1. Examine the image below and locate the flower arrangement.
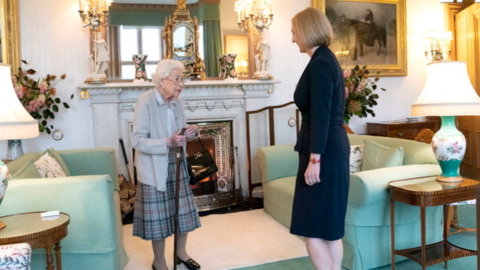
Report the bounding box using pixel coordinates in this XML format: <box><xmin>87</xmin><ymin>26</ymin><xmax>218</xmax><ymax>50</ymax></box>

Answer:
<box><xmin>12</xmin><ymin>67</ymin><xmax>73</xmax><ymax>134</ymax></box>
<box><xmin>343</xmin><ymin>65</ymin><xmax>385</xmax><ymax>124</ymax></box>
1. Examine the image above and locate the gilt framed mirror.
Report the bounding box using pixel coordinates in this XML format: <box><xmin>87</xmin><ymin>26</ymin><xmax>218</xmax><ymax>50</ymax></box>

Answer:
<box><xmin>0</xmin><ymin>0</ymin><xmax>21</xmax><ymax>73</ymax></box>
<box><xmin>108</xmin><ymin>0</ymin><xmax>246</xmax><ymax>81</ymax></box>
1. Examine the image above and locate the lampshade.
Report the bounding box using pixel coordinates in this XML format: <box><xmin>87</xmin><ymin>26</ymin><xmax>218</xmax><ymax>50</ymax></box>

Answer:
<box><xmin>0</xmin><ymin>63</ymin><xmax>39</xmax><ymax>140</ymax></box>
<box><xmin>411</xmin><ymin>61</ymin><xmax>480</xmax><ymax>116</ymax></box>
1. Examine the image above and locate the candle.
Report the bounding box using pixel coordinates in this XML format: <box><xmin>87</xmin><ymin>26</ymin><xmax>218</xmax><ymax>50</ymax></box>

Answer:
<box><xmin>268</xmin><ymin>0</ymin><xmax>272</xmax><ymax>14</ymax></box>
<box><xmin>79</xmin><ymin>0</ymin><xmax>85</xmax><ymax>10</ymax></box>
<box><xmin>237</xmin><ymin>10</ymin><xmax>241</xmax><ymax>23</ymax></box>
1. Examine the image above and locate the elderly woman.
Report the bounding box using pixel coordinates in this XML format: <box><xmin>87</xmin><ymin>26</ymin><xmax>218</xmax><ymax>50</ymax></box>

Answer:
<box><xmin>131</xmin><ymin>59</ymin><xmax>201</xmax><ymax>270</ymax></box>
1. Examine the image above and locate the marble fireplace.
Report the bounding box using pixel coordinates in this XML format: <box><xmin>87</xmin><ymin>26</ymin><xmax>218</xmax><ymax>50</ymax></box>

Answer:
<box><xmin>77</xmin><ymin>79</ymin><xmax>279</xmax><ymax>210</ymax></box>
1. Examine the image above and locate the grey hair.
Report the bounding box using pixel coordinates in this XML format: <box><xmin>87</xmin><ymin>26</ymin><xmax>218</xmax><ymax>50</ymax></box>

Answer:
<box><xmin>151</xmin><ymin>59</ymin><xmax>184</xmax><ymax>86</ymax></box>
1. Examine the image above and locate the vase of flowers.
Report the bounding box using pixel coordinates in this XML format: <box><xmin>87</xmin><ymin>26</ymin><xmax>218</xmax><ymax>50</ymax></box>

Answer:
<box><xmin>132</xmin><ymin>54</ymin><xmax>148</xmax><ymax>83</ymax></box>
<box><xmin>12</xmin><ymin>67</ymin><xmax>73</xmax><ymax>134</ymax></box>
<box><xmin>343</xmin><ymin>65</ymin><xmax>385</xmax><ymax>124</ymax></box>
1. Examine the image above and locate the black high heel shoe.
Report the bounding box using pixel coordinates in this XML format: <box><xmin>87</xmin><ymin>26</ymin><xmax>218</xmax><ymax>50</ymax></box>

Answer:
<box><xmin>175</xmin><ymin>257</ymin><xmax>201</xmax><ymax>270</ymax></box>
<box><xmin>152</xmin><ymin>264</ymin><xmax>156</xmax><ymax>270</ymax></box>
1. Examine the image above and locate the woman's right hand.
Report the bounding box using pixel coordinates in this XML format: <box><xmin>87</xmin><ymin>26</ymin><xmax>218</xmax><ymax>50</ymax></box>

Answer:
<box><xmin>167</xmin><ymin>131</ymin><xmax>186</xmax><ymax>147</ymax></box>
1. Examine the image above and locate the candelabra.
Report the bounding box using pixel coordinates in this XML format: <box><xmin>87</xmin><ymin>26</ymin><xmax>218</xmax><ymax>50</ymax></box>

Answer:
<box><xmin>78</xmin><ymin>0</ymin><xmax>110</xmax><ymax>32</ymax></box>
<box><xmin>422</xmin><ymin>31</ymin><xmax>452</xmax><ymax>62</ymax></box>
<box><xmin>235</xmin><ymin>0</ymin><xmax>273</xmax><ymax>33</ymax></box>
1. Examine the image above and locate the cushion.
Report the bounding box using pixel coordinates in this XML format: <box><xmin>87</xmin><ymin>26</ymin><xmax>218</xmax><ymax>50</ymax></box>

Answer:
<box><xmin>349</xmin><ymin>144</ymin><xmax>364</xmax><ymax>174</ymax></box>
<box><xmin>34</xmin><ymin>153</ymin><xmax>67</xmax><ymax>178</ymax></box>
<box><xmin>362</xmin><ymin>139</ymin><xmax>404</xmax><ymax>170</ymax></box>
<box><xmin>10</xmin><ymin>160</ymin><xmax>41</xmax><ymax>179</ymax></box>
<box><xmin>46</xmin><ymin>148</ymin><xmax>71</xmax><ymax>176</ymax></box>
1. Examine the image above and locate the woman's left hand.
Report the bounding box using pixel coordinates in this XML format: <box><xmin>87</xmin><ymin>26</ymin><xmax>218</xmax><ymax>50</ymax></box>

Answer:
<box><xmin>183</xmin><ymin>125</ymin><xmax>198</xmax><ymax>138</ymax></box>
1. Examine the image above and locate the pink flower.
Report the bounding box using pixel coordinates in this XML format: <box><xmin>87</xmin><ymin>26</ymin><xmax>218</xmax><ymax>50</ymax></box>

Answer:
<box><xmin>39</xmin><ymin>81</ymin><xmax>48</xmax><ymax>94</ymax></box>
<box><xmin>343</xmin><ymin>69</ymin><xmax>351</xmax><ymax>78</ymax></box>
<box><xmin>230</xmin><ymin>69</ymin><xmax>237</xmax><ymax>77</ymax></box>
<box><xmin>11</xmin><ymin>76</ymin><xmax>17</xmax><ymax>84</ymax></box>
<box><xmin>226</xmin><ymin>56</ymin><xmax>233</xmax><ymax>63</ymax></box>
<box><xmin>14</xmin><ymin>85</ymin><xmax>24</xmax><ymax>98</ymax></box>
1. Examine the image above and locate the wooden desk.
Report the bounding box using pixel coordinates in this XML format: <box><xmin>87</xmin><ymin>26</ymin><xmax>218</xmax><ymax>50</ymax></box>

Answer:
<box><xmin>0</xmin><ymin>212</ymin><xmax>70</xmax><ymax>270</ymax></box>
<box><xmin>367</xmin><ymin>120</ymin><xmax>439</xmax><ymax>140</ymax></box>
<box><xmin>389</xmin><ymin>177</ymin><xmax>480</xmax><ymax>269</ymax></box>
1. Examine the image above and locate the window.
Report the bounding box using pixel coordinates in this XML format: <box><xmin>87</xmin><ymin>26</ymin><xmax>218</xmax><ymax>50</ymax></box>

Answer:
<box><xmin>117</xmin><ymin>26</ymin><xmax>163</xmax><ymax>80</ymax></box>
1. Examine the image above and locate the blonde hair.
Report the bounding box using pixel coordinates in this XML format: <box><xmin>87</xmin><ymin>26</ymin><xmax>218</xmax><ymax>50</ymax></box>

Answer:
<box><xmin>151</xmin><ymin>59</ymin><xmax>184</xmax><ymax>86</ymax></box>
<box><xmin>291</xmin><ymin>7</ymin><xmax>333</xmax><ymax>48</ymax></box>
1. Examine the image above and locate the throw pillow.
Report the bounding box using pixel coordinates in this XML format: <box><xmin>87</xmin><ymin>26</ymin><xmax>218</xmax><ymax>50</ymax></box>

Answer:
<box><xmin>349</xmin><ymin>144</ymin><xmax>364</xmax><ymax>174</ymax></box>
<box><xmin>10</xmin><ymin>160</ymin><xmax>41</xmax><ymax>179</ymax></box>
<box><xmin>34</xmin><ymin>153</ymin><xmax>67</xmax><ymax>178</ymax></box>
<box><xmin>362</xmin><ymin>139</ymin><xmax>404</xmax><ymax>171</ymax></box>
<box><xmin>47</xmin><ymin>148</ymin><xmax>71</xmax><ymax>176</ymax></box>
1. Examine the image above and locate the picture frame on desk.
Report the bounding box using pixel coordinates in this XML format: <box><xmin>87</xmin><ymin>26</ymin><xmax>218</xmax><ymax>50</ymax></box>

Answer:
<box><xmin>311</xmin><ymin>0</ymin><xmax>407</xmax><ymax>77</ymax></box>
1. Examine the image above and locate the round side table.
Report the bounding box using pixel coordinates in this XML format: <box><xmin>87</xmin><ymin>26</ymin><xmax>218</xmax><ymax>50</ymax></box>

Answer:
<box><xmin>0</xmin><ymin>211</ymin><xmax>70</xmax><ymax>270</ymax></box>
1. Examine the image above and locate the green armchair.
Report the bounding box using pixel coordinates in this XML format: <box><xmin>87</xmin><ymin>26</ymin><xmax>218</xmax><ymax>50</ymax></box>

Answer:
<box><xmin>3</xmin><ymin>148</ymin><xmax>129</xmax><ymax>270</ymax></box>
<box><xmin>257</xmin><ymin>134</ymin><xmax>444</xmax><ymax>270</ymax></box>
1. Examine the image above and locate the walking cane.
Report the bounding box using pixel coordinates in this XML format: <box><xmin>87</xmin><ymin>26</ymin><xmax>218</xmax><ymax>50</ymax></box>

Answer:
<box><xmin>174</xmin><ymin>128</ymin><xmax>186</xmax><ymax>270</ymax></box>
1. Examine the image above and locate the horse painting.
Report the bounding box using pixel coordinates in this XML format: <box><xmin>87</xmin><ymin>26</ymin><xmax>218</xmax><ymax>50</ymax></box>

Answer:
<box><xmin>349</xmin><ymin>19</ymin><xmax>387</xmax><ymax>60</ymax></box>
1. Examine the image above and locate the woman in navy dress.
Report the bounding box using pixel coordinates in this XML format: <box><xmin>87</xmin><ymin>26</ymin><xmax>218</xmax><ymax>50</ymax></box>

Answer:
<box><xmin>290</xmin><ymin>7</ymin><xmax>350</xmax><ymax>270</ymax></box>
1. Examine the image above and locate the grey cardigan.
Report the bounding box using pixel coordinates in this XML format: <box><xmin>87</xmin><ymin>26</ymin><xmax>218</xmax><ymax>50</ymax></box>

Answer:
<box><xmin>131</xmin><ymin>89</ymin><xmax>187</xmax><ymax>191</ymax></box>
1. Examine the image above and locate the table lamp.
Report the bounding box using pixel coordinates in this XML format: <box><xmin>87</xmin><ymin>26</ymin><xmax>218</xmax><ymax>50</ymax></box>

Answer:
<box><xmin>0</xmin><ymin>63</ymin><xmax>39</xmax><ymax>230</ymax></box>
<box><xmin>411</xmin><ymin>61</ymin><xmax>480</xmax><ymax>183</ymax></box>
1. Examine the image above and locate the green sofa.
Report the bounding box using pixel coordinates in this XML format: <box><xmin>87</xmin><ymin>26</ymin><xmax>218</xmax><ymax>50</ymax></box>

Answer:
<box><xmin>3</xmin><ymin>148</ymin><xmax>129</xmax><ymax>270</ymax></box>
<box><xmin>257</xmin><ymin>134</ymin><xmax>444</xmax><ymax>270</ymax></box>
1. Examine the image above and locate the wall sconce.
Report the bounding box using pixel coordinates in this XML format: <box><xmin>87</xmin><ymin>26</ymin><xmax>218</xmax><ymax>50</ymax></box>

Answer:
<box><xmin>422</xmin><ymin>31</ymin><xmax>453</xmax><ymax>62</ymax></box>
<box><xmin>235</xmin><ymin>0</ymin><xmax>273</xmax><ymax>33</ymax></box>
<box><xmin>78</xmin><ymin>0</ymin><xmax>110</xmax><ymax>31</ymax></box>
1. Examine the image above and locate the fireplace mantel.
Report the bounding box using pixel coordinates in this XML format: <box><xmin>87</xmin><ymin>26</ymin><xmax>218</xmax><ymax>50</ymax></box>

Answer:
<box><xmin>77</xmin><ymin>79</ymin><xmax>280</xmax><ymax>197</ymax></box>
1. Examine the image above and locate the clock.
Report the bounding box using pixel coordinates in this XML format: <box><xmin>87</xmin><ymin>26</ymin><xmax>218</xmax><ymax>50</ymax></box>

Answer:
<box><xmin>52</xmin><ymin>130</ymin><xmax>64</xmax><ymax>141</ymax></box>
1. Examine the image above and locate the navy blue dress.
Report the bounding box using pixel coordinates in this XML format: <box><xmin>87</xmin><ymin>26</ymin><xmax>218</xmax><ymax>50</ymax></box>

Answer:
<box><xmin>290</xmin><ymin>46</ymin><xmax>350</xmax><ymax>240</ymax></box>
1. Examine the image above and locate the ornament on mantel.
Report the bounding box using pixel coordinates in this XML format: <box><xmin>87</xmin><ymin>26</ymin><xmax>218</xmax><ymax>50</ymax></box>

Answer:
<box><xmin>133</xmin><ymin>54</ymin><xmax>149</xmax><ymax>83</ymax></box>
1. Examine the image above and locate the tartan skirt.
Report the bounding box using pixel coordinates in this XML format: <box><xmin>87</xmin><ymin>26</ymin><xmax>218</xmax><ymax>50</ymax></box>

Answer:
<box><xmin>133</xmin><ymin>147</ymin><xmax>201</xmax><ymax>241</ymax></box>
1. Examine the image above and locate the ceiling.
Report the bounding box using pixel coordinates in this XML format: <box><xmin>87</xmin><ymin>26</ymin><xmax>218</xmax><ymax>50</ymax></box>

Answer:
<box><xmin>113</xmin><ymin>0</ymin><xmax>199</xmax><ymax>4</ymax></box>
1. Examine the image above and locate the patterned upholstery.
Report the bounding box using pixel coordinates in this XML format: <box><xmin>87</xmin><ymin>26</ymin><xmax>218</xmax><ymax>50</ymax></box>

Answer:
<box><xmin>0</xmin><ymin>243</ymin><xmax>31</xmax><ymax>270</ymax></box>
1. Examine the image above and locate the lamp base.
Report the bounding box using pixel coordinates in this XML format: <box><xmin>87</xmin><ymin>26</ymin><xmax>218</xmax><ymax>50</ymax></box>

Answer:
<box><xmin>436</xmin><ymin>175</ymin><xmax>464</xmax><ymax>183</ymax></box>
<box><xmin>7</xmin><ymin>139</ymin><xmax>24</xmax><ymax>160</ymax></box>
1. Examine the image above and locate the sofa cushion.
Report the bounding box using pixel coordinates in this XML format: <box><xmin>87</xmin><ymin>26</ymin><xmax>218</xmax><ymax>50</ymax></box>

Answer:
<box><xmin>46</xmin><ymin>148</ymin><xmax>71</xmax><ymax>176</ymax></box>
<box><xmin>349</xmin><ymin>144</ymin><xmax>364</xmax><ymax>174</ymax></box>
<box><xmin>10</xmin><ymin>160</ymin><xmax>41</xmax><ymax>179</ymax></box>
<box><xmin>362</xmin><ymin>139</ymin><xmax>404</xmax><ymax>170</ymax></box>
<box><xmin>34</xmin><ymin>152</ymin><xmax>67</xmax><ymax>178</ymax></box>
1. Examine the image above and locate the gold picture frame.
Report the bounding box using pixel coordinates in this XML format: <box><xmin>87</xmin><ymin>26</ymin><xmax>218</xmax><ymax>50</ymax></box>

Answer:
<box><xmin>312</xmin><ymin>0</ymin><xmax>406</xmax><ymax>77</ymax></box>
<box><xmin>0</xmin><ymin>0</ymin><xmax>21</xmax><ymax>73</ymax></box>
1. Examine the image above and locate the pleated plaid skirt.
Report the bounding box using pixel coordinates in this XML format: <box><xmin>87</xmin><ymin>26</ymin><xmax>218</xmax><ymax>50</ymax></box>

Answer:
<box><xmin>133</xmin><ymin>147</ymin><xmax>201</xmax><ymax>241</ymax></box>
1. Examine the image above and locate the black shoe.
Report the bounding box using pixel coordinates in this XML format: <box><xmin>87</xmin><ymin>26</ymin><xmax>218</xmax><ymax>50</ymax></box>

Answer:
<box><xmin>152</xmin><ymin>264</ymin><xmax>156</xmax><ymax>270</ymax></box>
<box><xmin>175</xmin><ymin>257</ymin><xmax>201</xmax><ymax>270</ymax></box>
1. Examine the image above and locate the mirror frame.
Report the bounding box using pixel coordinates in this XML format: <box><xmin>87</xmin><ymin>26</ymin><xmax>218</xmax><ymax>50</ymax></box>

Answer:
<box><xmin>1</xmin><ymin>0</ymin><xmax>20</xmax><ymax>73</ymax></box>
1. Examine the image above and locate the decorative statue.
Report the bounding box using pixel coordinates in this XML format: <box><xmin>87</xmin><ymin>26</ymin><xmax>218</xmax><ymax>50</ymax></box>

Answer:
<box><xmin>258</xmin><ymin>39</ymin><xmax>271</xmax><ymax>72</ymax></box>
<box><xmin>94</xmin><ymin>32</ymin><xmax>110</xmax><ymax>75</ymax></box>
<box><xmin>175</xmin><ymin>0</ymin><xmax>187</xmax><ymax>11</ymax></box>
<box><xmin>253</xmin><ymin>37</ymin><xmax>274</xmax><ymax>80</ymax></box>
<box><xmin>85</xmin><ymin>31</ymin><xmax>110</xmax><ymax>83</ymax></box>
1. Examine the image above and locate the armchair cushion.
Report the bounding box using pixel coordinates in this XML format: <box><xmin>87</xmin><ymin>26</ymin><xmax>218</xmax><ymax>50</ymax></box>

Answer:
<box><xmin>46</xmin><ymin>148</ymin><xmax>71</xmax><ymax>176</ymax></box>
<box><xmin>10</xmin><ymin>160</ymin><xmax>40</xmax><ymax>180</ymax></box>
<box><xmin>0</xmin><ymin>243</ymin><xmax>31</xmax><ymax>270</ymax></box>
<box><xmin>362</xmin><ymin>139</ymin><xmax>404</xmax><ymax>170</ymax></box>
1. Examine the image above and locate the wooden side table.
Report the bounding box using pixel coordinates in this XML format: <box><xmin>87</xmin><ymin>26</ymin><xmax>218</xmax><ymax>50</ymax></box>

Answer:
<box><xmin>0</xmin><ymin>212</ymin><xmax>70</xmax><ymax>270</ymax></box>
<box><xmin>389</xmin><ymin>177</ymin><xmax>480</xmax><ymax>269</ymax></box>
<box><xmin>367</xmin><ymin>120</ymin><xmax>440</xmax><ymax>140</ymax></box>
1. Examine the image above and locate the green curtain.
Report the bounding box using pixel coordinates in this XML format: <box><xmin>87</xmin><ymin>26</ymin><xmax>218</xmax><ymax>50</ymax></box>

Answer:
<box><xmin>203</xmin><ymin>20</ymin><xmax>222</xmax><ymax>78</ymax></box>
